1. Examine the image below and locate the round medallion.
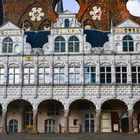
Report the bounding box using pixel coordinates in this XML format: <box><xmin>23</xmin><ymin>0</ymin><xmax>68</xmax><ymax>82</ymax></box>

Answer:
<box><xmin>29</xmin><ymin>7</ymin><xmax>44</xmax><ymax>22</ymax></box>
<box><xmin>89</xmin><ymin>6</ymin><xmax>102</xmax><ymax>21</ymax></box>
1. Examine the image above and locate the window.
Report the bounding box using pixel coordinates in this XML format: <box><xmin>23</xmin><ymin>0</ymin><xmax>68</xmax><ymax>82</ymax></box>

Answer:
<box><xmin>131</xmin><ymin>66</ymin><xmax>140</xmax><ymax>83</ymax></box>
<box><xmin>64</xmin><ymin>19</ymin><xmax>70</xmax><ymax>28</ymax></box>
<box><xmin>23</xmin><ymin>68</ymin><xmax>34</xmax><ymax>84</ymax></box>
<box><xmin>68</xmin><ymin>36</ymin><xmax>79</xmax><ymax>52</ymax></box>
<box><xmin>48</xmin><ymin>103</ymin><xmax>60</xmax><ymax>115</ymax></box>
<box><xmin>54</xmin><ymin>67</ymin><xmax>64</xmax><ymax>84</ymax></box>
<box><xmin>8</xmin><ymin>68</ymin><xmax>19</xmax><ymax>84</ymax></box>
<box><xmin>100</xmin><ymin>67</ymin><xmax>111</xmax><ymax>83</ymax></box>
<box><xmin>84</xmin><ymin>67</ymin><xmax>96</xmax><ymax>83</ymax></box>
<box><xmin>38</xmin><ymin>67</ymin><xmax>49</xmax><ymax>84</ymax></box>
<box><xmin>54</xmin><ymin>36</ymin><xmax>65</xmax><ymax>52</ymax></box>
<box><xmin>69</xmin><ymin>67</ymin><xmax>80</xmax><ymax>84</ymax></box>
<box><xmin>0</xmin><ymin>68</ymin><xmax>4</xmax><ymax>84</ymax></box>
<box><xmin>123</xmin><ymin>35</ymin><xmax>134</xmax><ymax>52</ymax></box>
<box><xmin>116</xmin><ymin>67</ymin><xmax>127</xmax><ymax>83</ymax></box>
<box><xmin>2</xmin><ymin>37</ymin><xmax>13</xmax><ymax>53</ymax></box>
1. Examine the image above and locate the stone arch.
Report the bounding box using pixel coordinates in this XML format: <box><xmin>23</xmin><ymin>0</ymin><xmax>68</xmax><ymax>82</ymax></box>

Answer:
<box><xmin>68</xmin><ymin>99</ymin><xmax>96</xmax><ymax>133</ymax></box>
<box><xmin>37</xmin><ymin>99</ymin><xmax>64</xmax><ymax>133</ymax></box>
<box><xmin>37</xmin><ymin>99</ymin><xmax>64</xmax><ymax>110</ymax></box>
<box><xmin>7</xmin><ymin>99</ymin><xmax>33</xmax><ymax>133</ymax></box>
<box><xmin>101</xmin><ymin>99</ymin><xmax>128</xmax><ymax>133</ymax></box>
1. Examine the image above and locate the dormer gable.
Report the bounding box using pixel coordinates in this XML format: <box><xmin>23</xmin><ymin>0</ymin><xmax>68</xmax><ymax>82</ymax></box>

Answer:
<box><xmin>0</xmin><ymin>21</ymin><xmax>21</xmax><ymax>30</ymax></box>
<box><xmin>53</xmin><ymin>10</ymin><xmax>81</xmax><ymax>28</ymax></box>
<box><xmin>111</xmin><ymin>19</ymin><xmax>140</xmax><ymax>34</ymax></box>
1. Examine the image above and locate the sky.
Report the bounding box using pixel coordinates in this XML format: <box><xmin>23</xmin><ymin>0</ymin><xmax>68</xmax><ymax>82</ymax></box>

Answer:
<box><xmin>62</xmin><ymin>0</ymin><xmax>140</xmax><ymax>17</ymax></box>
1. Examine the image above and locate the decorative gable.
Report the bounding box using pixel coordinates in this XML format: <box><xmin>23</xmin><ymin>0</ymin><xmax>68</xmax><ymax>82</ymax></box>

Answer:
<box><xmin>112</xmin><ymin>19</ymin><xmax>140</xmax><ymax>34</ymax></box>
<box><xmin>116</xmin><ymin>19</ymin><xmax>140</xmax><ymax>28</ymax></box>
<box><xmin>0</xmin><ymin>21</ymin><xmax>20</xmax><ymax>30</ymax></box>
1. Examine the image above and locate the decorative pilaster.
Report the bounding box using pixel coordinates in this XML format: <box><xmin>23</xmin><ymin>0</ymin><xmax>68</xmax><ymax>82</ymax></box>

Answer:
<box><xmin>96</xmin><ymin>59</ymin><xmax>100</xmax><ymax>84</ymax></box>
<box><xmin>95</xmin><ymin>110</ymin><xmax>101</xmax><ymax>133</ymax></box>
<box><xmin>64</xmin><ymin>110</ymin><xmax>69</xmax><ymax>133</ymax></box>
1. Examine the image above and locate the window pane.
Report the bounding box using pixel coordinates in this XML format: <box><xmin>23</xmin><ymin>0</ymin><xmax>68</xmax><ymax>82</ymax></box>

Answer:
<box><xmin>9</xmin><ymin>68</ymin><xmax>14</xmax><ymax>73</ymax></box>
<box><xmin>122</xmin><ymin>67</ymin><xmax>127</xmax><ymax>72</ymax></box>
<box><xmin>132</xmin><ymin>67</ymin><xmax>136</xmax><ymax>72</ymax></box>
<box><xmin>100</xmin><ymin>67</ymin><xmax>105</xmax><ymax>72</ymax></box>
<box><xmin>24</xmin><ymin>68</ymin><xmax>29</xmax><ymax>73</ymax></box>
<box><xmin>15</xmin><ymin>75</ymin><xmax>19</xmax><ymax>84</ymax></box>
<box><xmin>91</xmin><ymin>67</ymin><xmax>96</xmax><ymax>72</ymax></box>
<box><xmin>106</xmin><ymin>67</ymin><xmax>111</xmax><ymax>72</ymax></box>
<box><xmin>116</xmin><ymin>67</ymin><xmax>120</xmax><ymax>72</ymax></box>
<box><xmin>84</xmin><ymin>67</ymin><xmax>89</xmax><ymax>73</ymax></box>
<box><xmin>39</xmin><ymin>68</ymin><xmax>44</xmax><ymax>73</ymax></box>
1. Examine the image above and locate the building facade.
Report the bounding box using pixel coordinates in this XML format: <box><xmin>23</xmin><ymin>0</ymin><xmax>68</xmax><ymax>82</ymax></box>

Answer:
<box><xmin>0</xmin><ymin>8</ymin><xmax>140</xmax><ymax>134</ymax></box>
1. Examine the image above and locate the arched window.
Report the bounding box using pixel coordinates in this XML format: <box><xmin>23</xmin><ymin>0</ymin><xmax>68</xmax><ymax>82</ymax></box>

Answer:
<box><xmin>64</xmin><ymin>19</ymin><xmax>70</xmax><ymax>28</ymax></box>
<box><xmin>2</xmin><ymin>37</ymin><xmax>13</xmax><ymax>53</ymax></box>
<box><xmin>54</xmin><ymin>36</ymin><xmax>65</xmax><ymax>52</ymax></box>
<box><xmin>123</xmin><ymin>35</ymin><xmax>134</xmax><ymax>52</ymax></box>
<box><xmin>68</xmin><ymin>36</ymin><xmax>79</xmax><ymax>52</ymax></box>
<box><xmin>9</xmin><ymin>119</ymin><xmax>18</xmax><ymax>133</ymax></box>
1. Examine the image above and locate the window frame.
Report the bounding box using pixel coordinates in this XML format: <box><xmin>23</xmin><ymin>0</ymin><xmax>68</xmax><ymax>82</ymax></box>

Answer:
<box><xmin>84</xmin><ymin>66</ymin><xmax>96</xmax><ymax>84</ymax></box>
<box><xmin>131</xmin><ymin>66</ymin><xmax>140</xmax><ymax>83</ymax></box>
<box><xmin>38</xmin><ymin>67</ymin><xmax>50</xmax><ymax>84</ymax></box>
<box><xmin>54</xmin><ymin>36</ymin><xmax>65</xmax><ymax>53</ymax></box>
<box><xmin>69</xmin><ymin>67</ymin><xmax>80</xmax><ymax>84</ymax></box>
<box><xmin>123</xmin><ymin>35</ymin><xmax>134</xmax><ymax>52</ymax></box>
<box><xmin>116</xmin><ymin>66</ymin><xmax>127</xmax><ymax>84</ymax></box>
<box><xmin>68</xmin><ymin>36</ymin><xmax>80</xmax><ymax>52</ymax></box>
<box><xmin>53</xmin><ymin>67</ymin><xmax>65</xmax><ymax>84</ymax></box>
<box><xmin>23</xmin><ymin>67</ymin><xmax>35</xmax><ymax>85</ymax></box>
<box><xmin>8</xmin><ymin>67</ymin><xmax>20</xmax><ymax>85</ymax></box>
<box><xmin>2</xmin><ymin>37</ymin><xmax>13</xmax><ymax>53</ymax></box>
<box><xmin>100</xmin><ymin>66</ymin><xmax>112</xmax><ymax>84</ymax></box>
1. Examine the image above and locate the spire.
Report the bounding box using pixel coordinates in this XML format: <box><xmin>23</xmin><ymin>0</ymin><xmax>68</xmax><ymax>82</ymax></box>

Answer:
<box><xmin>56</xmin><ymin>0</ymin><xmax>64</xmax><ymax>13</ymax></box>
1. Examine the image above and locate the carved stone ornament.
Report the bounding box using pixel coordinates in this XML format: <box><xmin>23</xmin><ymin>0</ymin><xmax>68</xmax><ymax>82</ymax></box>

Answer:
<box><xmin>29</xmin><ymin>7</ymin><xmax>44</xmax><ymax>22</ymax></box>
<box><xmin>89</xmin><ymin>6</ymin><xmax>102</xmax><ymax>20</ymax></box>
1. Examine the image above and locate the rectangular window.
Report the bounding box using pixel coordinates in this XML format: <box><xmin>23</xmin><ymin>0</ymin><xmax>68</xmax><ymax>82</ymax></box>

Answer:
<box><xmin>23</xmin><ymin>68</ymin><xmax>34</xmax><ymax>84</ymax></box>
<box><xmin>100</xmin><ymin>67</ymin><xmax>111</xmax><ymax>83</ymax></box>
<box><xmin>54</xmin><ymin>67</ymin><xmax>64</xmax><ymax>84</ymax></box>
<box><xmin>38</xmin><ymin>67</ymin><xmax>49</xmax><ymax>84</ymax></box>
<box><xmin>0</xmin><ymin>68</ymin><xmax>4</xmax><ymax>84</ymax></box>
<box><xmin>69</xmin><ymin>67</ymin><xmax>80</xmax><ymax>84</ymax></box>
<box><xmin>132</xmin><ymin>66</ymin><xmax>140</xmax><ymax>83</ymax></box>
<box><xmin>84</xmin><ymin>67</ymin><xmax>96</xmax><ymax>84</ymax></box>
<box><xmin>116</xmin><ymin>67</ymin><xmax>127</xmax><ymax>83</ymax></box>
<box><xmin>8</xmin><ymin>68</ymin><xmax>19</xmax><ymax>84</ymax></box>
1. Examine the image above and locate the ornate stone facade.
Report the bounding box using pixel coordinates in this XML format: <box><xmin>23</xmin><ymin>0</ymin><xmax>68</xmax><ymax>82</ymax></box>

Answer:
<box><xmin>0</xmin><ymin>10</ymin><xmax>140</xmax><ymax>134</ymax></box>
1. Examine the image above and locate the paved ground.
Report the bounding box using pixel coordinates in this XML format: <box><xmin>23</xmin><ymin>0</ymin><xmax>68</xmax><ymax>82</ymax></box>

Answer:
<box><xmin>0</xmin><ymin>133</ymin><xmax>139</xmax><ymax>140</ymax></box>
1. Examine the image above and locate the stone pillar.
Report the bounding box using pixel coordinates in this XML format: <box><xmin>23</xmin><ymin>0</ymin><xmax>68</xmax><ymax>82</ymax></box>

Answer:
<box><xmin>33</xmin><ymin>110</ymin><xmax>38</xmax><ymax>134</ymax></box>
<box><xmin>128</xmin><ymin>110</ymin><xmax>133</xmax><ymax>133</ymax></box>
<box><xmin>64</xmin><ymin>110</ymin><xmax>69</xmax><ymax>133</ymax></box>
<box><xmin>2</xmin><ymin>110</ymin><xmax>7</xmax><ymax>134</ymax></box>
<box><xmin>95</xmin><ymin>110</ymin><xmax>101</xmax><ymax>133</ymax></box>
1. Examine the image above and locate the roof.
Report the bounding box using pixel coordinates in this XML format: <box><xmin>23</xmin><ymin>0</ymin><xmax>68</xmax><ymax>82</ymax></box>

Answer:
<box><xmin>25</xmin><ymin>31</ymin><xmax>50</xmax><ymax>48</ymax></box>
<box><xmin>84</xmin><ymin>29</ymin><xmax>109</xmax><ymax>47</ymax></box>
<box><xmin>25</xmin><ymin>29</ymin><xmax>109</xmax><ymax>48</ymax></box>
<box><xmin>0</xmin><ymin>0</ymin><xmax>3</xmax><ymax>25</ymax></box>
